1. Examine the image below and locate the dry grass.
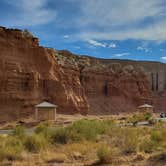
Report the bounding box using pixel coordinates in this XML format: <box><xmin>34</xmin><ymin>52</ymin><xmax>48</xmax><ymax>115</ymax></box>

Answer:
<box><xmin>41</xmin><ymin>150</ymin><xmax>68</xmax><ymax>164</ymax></box>
<box><xmin>63</xmin><ymin>141</ymin><xmax>98</xmax><ymax>157</ymax></box>
<box><xmin>0</xmin><ymin>118</ymin><xmax>165</xmax><ymax>165</ymax></box>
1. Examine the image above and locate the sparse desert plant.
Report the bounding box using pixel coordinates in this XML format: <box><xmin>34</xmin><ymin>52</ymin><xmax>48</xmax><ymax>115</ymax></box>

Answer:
<box><xmin>51</xmin><ymin>119</ymin><xmax>112</xmax><ymax>144</ymax></box>
<box><xmin>139</xmin><ymin>128</ymin><xmax>166</xmax><ymax>153</ymax></box>
<box><xmin>24</xmin><ymin>134</ymin><xmax>48</xmax><ymax>152</ymax></box>
<box><xmin>128</xmin><ymin>112</ymin><xmax>153</xmax><ymax>126</ymax></box>
<box><xmin>97</xmin><ymin>144</ymin><xmax>113</xmax><ymax>164</ymax></box>
<box><xmin>0</xmin><ymin>136</ymin><xmax>23</xmax><ymax>161</ymax></box>
<box><xmin>12</xmin><ymin>125</ymin><xmax>26</xmax><ymax>139</ymax></box>
<box><xmin>139</xmin><ymin>138</ymin><xmax>155</xmax><ymax>153</ymax></box>
<box><xmin>35</xmin><ymin>121</ymin><xmax>53</xmax><ymax>140</ymax></box>
<box><xmin>64</xmin><ymin>141</ymin><xmax>97</xmax><ymax>157</ymax></box>
<box><xmin>42</xmin><ymin>150</ymin><xmax>68</xmax><ymax>164</ymax></box>
<box><xmin>148</xmin><ymin>151</ymin><xmax>166</xmax><ymax>163</ymax></box>
<box><xmin>120</xmin><ymin>128</ymin><xmax>139</xmax><ymax>154</ymax></box>
<box><xmin>67</xmin><ymin>119</ymin><xmax>109</xmax><ymax>141</ymax></box>
<box><xmin>144</xmin><ymin>112</ymin><xmax>153</xmax><ymax>121</ymax></box>
<box><xmin>0</xmin><ymin>118</ymin><xmax>165</xmax><ymax>165</ymax></box>
<box><xmin>151</xmin><ymin>130</ymin><xmax>165</xmax><ymax>143</ymax></box>
<box><xmin>51</xmin><ymin>127</ymin><xmax>71</xmax><ymax>144</ymax></box>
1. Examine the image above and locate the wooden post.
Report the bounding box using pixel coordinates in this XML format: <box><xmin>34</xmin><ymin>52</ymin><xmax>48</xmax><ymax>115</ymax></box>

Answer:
<box><xmin>35</xmin><ymin>107</ymin><xmax>38</xmax><ymax>121</ymax></box>
<box><xmin>54</xmin><ymin>108</ymin><xmax>56</xmax><ymax>121</ymax></box>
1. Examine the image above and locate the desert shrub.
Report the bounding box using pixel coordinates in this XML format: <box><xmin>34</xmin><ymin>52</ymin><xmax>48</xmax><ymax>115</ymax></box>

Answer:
<box><xmin>139</xmin><ymin>138</ymin><xmax>155</xmax><ymax>153</ymax></box>
<box><xmin>67</xmin><ymin>119</ymin><xmax>109</xmax><ymax>141</ymax></box>
<box><xmin>154</xmin><ymin>121</ymin><xmax>166</xmax><ymax>129</ymax></box>
<box><xmin>121</xmin><ymin>128</ymin><xmax>139</xmax><ymax>154</ymax></box>
<box><xmin>12</xmin><ymin>125</ymin><xmax>26</xmax><ymax>139</ymax></box>
<box><xmin>64</xmin><ymin>141</ymin><xmax>97</xmax><ymax>157</ymax></box>
<box><xmin>139</xmin><ymin>128</ymin><xmax>166</xmax><ymax>153</ymax></box>
<box><xmin>51</xmin><ymin>127</ymin><xmax>70</xmax><ymax>144</ymax></box>
<box><xmin>97</xmin><ymin>144</ymin><xmax>113</xmax><ymax>164</ymax></box>
<box><xmin>35</xmin><ymin>122</ymin><xmax>53</xmax><ymax>140</ymax></box>
<box><xmin>148</xmin><ymin>151</ymin><xmax>166</xmax><ymax>163</ymax></box>
<box><xmin>0</xmin><ymin>148</ymin><xmax>6</xmax><ymax>162</ymax></box>
<box><xmin>51</xmin><ymin>119</ymin><xmax>113</xmax><ymax>144</ymax></box>
<box><xmin>0</xmin><ymin>136</ymin><xmax>23</xmax><ymax>161</ymax></box>
<box><xmin>144</xmin><ymin>112</ymin><xmax>153</xmax><ymax>121</ymax></box>
<box><xmin>151</xmin><ymin>131</ymin><xmax>164</xmax><ymax>143</ymax></box>
<box><xmin>148</xmin><ymin>118</ymin><xmax>156</xmax><ymax>125</ymax></box>
<box><xmin>24</xmin><ymin>134</ymin><xmax>48</xmax><ymax>152</ymax></box>
<box><xmin>111</xmin><ymin>128</ymin><xmax>139</xmax><ymax>154</ymax></box>
<box><xmin>151</xmin><ymin>130</ymin><xmax>166</xmax><ymax>151</ymax></box>
<box><xmin>128</xmin><ymin>115</ymin><xmax>139</xmax><ymax>125</ymax></box>
<box><xmin>128</xmin><ymin>112</ymin><xmax>153</xmax><ymax>125</ymax></box>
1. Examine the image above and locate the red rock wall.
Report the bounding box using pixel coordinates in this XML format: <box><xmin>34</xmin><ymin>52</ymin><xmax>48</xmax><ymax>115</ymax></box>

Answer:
<box><xmin>0</xmin><ymin>27</ymin><xmax>156</xmax><ymax>121</ymax></box>
<box><xmin>0</xmin><ymin>27</ymin><xmax>88</xmax><ymax>121</ymax></box>
<box><xmin>80</xmin><ymin>64</ymin><xmax>151</xmax><ymax>114</ymax></box>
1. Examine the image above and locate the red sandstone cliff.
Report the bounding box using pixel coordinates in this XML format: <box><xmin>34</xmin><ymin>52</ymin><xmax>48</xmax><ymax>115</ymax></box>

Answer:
<box><xmin>0</xmin><ymin>27</ymin><xmax>158</xmax><ymax>121</ymax></box>
<box><xmin>0</xmin><ymin>27</ymin><xmax>88</xmax><ymax>121</ymax></box>
<box><xmin>56</xmin><ymin>51</ymin><xmax>152</xmax><ymax>115</ymax></box>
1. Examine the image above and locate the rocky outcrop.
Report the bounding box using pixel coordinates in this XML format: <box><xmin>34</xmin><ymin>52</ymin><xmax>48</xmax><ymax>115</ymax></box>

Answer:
<box><xmin>0</xmin><ymin>27</ymin><xmax>88</xmax><ymax>121</ymax></box>
<box><xmin>56</xmin><ymin>51</ymin><xmax>152</xmax><ymax>114</ymax></box>
<box><xmin>0</xmin><ymin>27</ymin><xmax>165</xmax><ymax>121</ymax></box>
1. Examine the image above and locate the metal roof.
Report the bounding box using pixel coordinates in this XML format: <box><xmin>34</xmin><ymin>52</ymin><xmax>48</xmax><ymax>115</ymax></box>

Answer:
<box><xmin>138</xmin><ymin>104</ymin><xmax>153</xmax><ymax>108</ymax></box>
<box><xmin>35</xmin><ymin>101</ymin><xmax>57</xmax><ymax>108</ymax></box>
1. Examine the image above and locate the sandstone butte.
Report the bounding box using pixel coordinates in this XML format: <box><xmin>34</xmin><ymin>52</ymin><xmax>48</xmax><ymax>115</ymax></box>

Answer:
<box><xmin>0</xmin><ymin>26</ymin><xmax>166</xmax><ymax>121</ymax></box>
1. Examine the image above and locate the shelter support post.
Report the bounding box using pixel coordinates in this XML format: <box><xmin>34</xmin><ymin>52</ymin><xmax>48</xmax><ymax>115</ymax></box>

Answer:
<box><xmin>54</xmin><ymin>108</ymin><xmax>56</xmax><ymax>121</ymax></box>
<box><xmin>35</xmin><ymin>108</ymin><xmax>38</xmax><ymax>121</ymax></box>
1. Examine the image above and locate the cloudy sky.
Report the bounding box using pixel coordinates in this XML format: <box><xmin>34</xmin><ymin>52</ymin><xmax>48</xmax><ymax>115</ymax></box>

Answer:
<box><xmin>1</xmin><ymin>0</ymin><xmax>166</xmax><ymax>62</ymax></box>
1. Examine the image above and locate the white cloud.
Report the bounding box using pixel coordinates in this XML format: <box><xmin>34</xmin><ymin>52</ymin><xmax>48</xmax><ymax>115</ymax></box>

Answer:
<box><xmin>108</xmin><ymin>43</ymin><xmax>116</xmax><ymax>48</ymax></box>
<box><xmin>76</xmin><ymin>20</ymin><xmax>166</xmax><ymax>41</ymax></box>
<box><xmin>86</xmin><ymin>39</ymin><xmax>117</xmax><ymax>49</ymax></box>
<box><xmin>79</xmin><ymin>0</ymin><xmax>161</xmax><ymax>27</ymax></box>
<box><xmin>161</xmin><ymin>56</ymin><xmax>166</xmax><ymax>60</ymax></box>
<box><xmin>63</xmin><ymin>35</ymin><xmax>69</xmax><ymax>39</ymax></box>
<box><xmin>113</xmin><ymin>52</ymin><xmax>130</xmax><ymax>57</ymax></box>
<box><xmin>3</xmin><ymin>0</ymin><xmax>166</xmax><ymax>42</ymax></box>
<box><xmin>5</xmin><ymin>0</ymin><xmax>56</xmax><ymax>26</ymax></box>
<box><xmin>73</xmin><ymin>0</ymin><xmax>166</xmax><ymax>41</ymax></box>
<box><xmin>74</xmin><ymin>46</ymin><xmax>81</xmax><ymax>49</ymax></box>
<box><xmin>86</xmin><ymin>39</ymin><xmax>106</xmax><ymax>48</ymax></box>
<box><xmin>137</xmin><ymin>46</ymin><xmax>150</xmax><ymax>52</ymax></box>
<box><xmin>160</xmin><ymin>49</ymin><xmax>165</xmax><ymax>52</ymax></box>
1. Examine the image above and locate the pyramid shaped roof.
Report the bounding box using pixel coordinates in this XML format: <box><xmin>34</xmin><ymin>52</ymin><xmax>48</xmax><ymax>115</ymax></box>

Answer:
<box><xmin>35</xmin><ymin>101</ymin><xmax>57</xmax><ymax>108</ymax></box>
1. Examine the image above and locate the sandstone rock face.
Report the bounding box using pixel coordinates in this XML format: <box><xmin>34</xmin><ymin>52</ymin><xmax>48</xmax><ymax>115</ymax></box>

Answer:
<box><xmin>0</xmin><ymin>27</ymin><xmax>165</xmax><ymax>121</ymax></box>
<box><xmin>0</xmin><ymin>27</ymin><xmax>88</xmax><ymax>121</ymax></box>
<box><xmin>56</xmin><ymin>51</ymin><xmax>152</xmax><ymax>115</ymax></box>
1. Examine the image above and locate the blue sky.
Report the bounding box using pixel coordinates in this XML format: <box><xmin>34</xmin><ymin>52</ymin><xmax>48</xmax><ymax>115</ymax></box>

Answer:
<box><xmin>1</xmin><ymin>0</ymin><xmax>166</xmax><ymax>62</ymax></box>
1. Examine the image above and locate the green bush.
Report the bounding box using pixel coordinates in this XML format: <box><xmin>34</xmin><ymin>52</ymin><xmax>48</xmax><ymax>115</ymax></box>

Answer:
<box><xmin>139</xmin><ymin>129</ymin><xmax>166</xmax><ymax>153</ymax></box>
<box><xmin>50</xmin><ymin>119</ymin><xmax>113</xmax><ymax>144</ymax></box>
<box><xmin>0</xmin><ymin>137</ymin><xmax>23</xmax><ymax>161</ymax></box>
<box><xmin>67</xmin><ymin>119</ymin><xmax>109</xmax><ymax>141</ymax></box>
<box><xmin>121</xmin><ymin>128</ymin><xmax>139</xmax><ymax>154</ymax></box>
<box><xmin>35</xmin><ymin>122</ymin><xmax>53</xmax><ymax>140</ymax></box>
<box><xmin>139</xmin><ymin>138</ymin><xmax>155</xmax><ymax>153</ymax></box>
<box><xmin>51</xmin><ymin>127</ymin><xmax>70</xmax><ymax>144</ymax></box>
<box><xmin>12</xmin><ymin>125</ymin><xmax>26</xmax><ymax>138</ymax></box>
<box><xmin>144</xmin><ymin>112</ymin><xmax>153</xmax><ymax>121</ymax></box>
<box><xmin>24</xmin><ymin>134</ymin><xmax>48</xmax><ymax>152</ymax></box>
<box><xmin>151</xmin><ymin>130</ymin><xmax>165</xmax><ymax>143</ymax></box>
<box><xmin>97</xmin><ymin>145</ymin><xmax>113</xmax><ymax>164</ymax></box>
<box><xmin>128</xmin><ymin>112</ymin><xmax>153</xmax><ymax>125</ymax></box>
